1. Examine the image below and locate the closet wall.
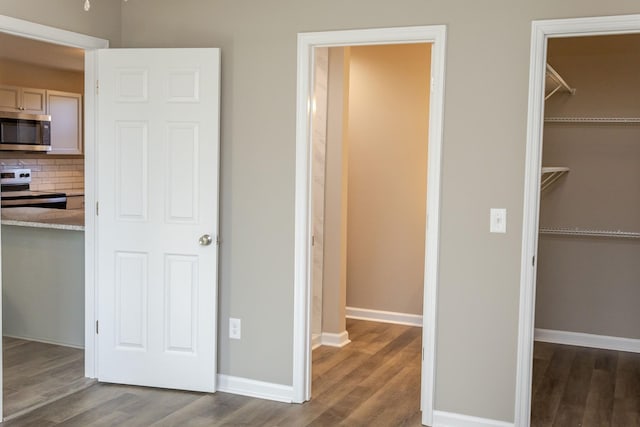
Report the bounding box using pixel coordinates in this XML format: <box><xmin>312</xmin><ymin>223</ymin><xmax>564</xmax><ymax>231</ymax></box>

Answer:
<box><xmin>536</xmin><ymin>34</ymin><xmax>640</xmax><ymax>340</ymax></box>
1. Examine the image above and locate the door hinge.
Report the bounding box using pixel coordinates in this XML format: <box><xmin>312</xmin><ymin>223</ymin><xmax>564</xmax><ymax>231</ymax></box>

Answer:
<box><xmin>96</xmin><ymin>201</ymin><xmax>99</xmax><ymax>216</ymax></box>
<box><xmin>216</xmin><ymin>235</ymin><xmax>220</xmax><ymax>245</ymax></box>
<box><xmin>96</xmin><ymin>320</ymin><xmax>99</xmax><ymax>334</ymax></box>
<box><xmin>311</xmin><ymin>235</ymin><xmax>315</xmax><ymax>246</ymax></box>
<box><xmin>532</xmin><ymin>255</ymin><xmax>535</xmax><ymax>266</ymax></box>
<box><xmin>96</xmin><ymin>80</ymin><xmax>99</xmax><ymax>95</ymax></box>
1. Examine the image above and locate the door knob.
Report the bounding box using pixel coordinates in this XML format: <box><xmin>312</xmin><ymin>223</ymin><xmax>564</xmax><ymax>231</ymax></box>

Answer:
<box><xmin>199</xmin><ymin>234</ymin><xmax>213</xmax><ymax>246</ymax></box>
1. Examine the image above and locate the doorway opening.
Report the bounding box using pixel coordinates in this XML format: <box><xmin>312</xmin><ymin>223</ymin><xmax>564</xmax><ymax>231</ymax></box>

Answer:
<box><xmin>517</xmin><ymin>13</ymin><xmax>640</xmax><ymax>426</ymax></box>
<box><xmin>310</xmin><ymin>43</ymin><xmax>429</xmax><ymax>348</ymax></box>
<box><xmin>293</xmin><ymin>26</ymin><xmax>447</xmax><ymax>426</ymax></box>
<box><xmin>0</xmin><ymin>15</ymin><xmax>108</xmax><ymax>420</ymax></box>
<box><xmin>307</xmin><ymin>42</ymin><xmax>429</xmax><ymax>424</ymax></box>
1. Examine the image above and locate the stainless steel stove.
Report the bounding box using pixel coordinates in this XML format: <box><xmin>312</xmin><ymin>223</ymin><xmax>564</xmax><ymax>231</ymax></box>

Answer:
<box><xmin>1</xmin><ymin>168</ymin><xmax>67</xmax><ymax>209</ymax></box>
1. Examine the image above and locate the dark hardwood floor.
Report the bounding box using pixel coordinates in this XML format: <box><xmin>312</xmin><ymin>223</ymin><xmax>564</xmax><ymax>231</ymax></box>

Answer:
<box><xmin>3</xmin><ymin>337</ymin><xmax>94</xmax><ymax>420</ymax></box>
<box><xmin>3</xmin><ymin>325</ymin><xmax>640</xmax><ymax>426</ymax></box>
<box><xmin>1</xmin><ymin>319</ymin><xmax>423</xmax><ymax>426</ymax></box>
<box><xmin>531</xmin><ymin>341</ymin><xmax>640</xmax><ymax>427</ymax></box>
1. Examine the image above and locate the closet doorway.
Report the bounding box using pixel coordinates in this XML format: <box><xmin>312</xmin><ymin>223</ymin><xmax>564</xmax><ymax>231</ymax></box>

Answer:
<box><xmin>517</xmin><ymin>14</ymin><xmax>640</xmax><ymax>426</ymax></box>
<box><xmin>293</xmin><ymin>25</ymin><xmax>447</xmax><ymax>427</ymax></box>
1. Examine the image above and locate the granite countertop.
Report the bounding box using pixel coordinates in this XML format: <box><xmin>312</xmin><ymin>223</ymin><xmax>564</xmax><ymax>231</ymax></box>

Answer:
<box><xmin>1</xmin><ymin>207</ymin><xmax>84</xmax><ymax>231</ymax></box>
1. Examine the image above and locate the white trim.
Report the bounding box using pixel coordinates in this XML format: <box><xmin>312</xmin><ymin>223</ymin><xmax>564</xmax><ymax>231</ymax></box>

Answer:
<box><xmin>294</xmin><ymin>26</ymin><xmax>446</xmax><ymax>427</ymax></box>
<box><xmin>346</xmin><ymin>306</ymin><xmax>423</xmax><ymax>327</ymax></box>
<box><xmin>320</xmin><ymin>331</ymin><xmax>351</xmax><ymax>348</ymax></box>
<box><xmin>516</xmin><ymin>13</ymin><xmax>640</xmax><ymax>427</ymax></box>
<box><xmin>535</xmin><ymin>329</ymin><xmax>640</xmax><ymax>353</ymax></box>
<box><xmin>0</xmin><ymin>15</ymin><xmax>108</xmax><ymax>49</ymax></box>
<box><xmin>0</xmin><ymin>16</ymin><xmax>110</xmax><ymax>413</ymax></box>
<box><xmin>216</xmin><ymin>374</ymin><xmax>294</xmax><ymax>403</ymax></box>
<box><xmin>433</xmin><ymin>410</ymin><xmax>514</xmax><ymax>427</ymax></box>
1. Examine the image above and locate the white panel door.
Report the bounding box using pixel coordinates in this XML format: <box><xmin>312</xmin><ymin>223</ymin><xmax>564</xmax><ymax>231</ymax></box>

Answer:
<box><xmin>97</xmin><ymin>49</ymin><xmax>220</xmax><ymax>392</ymax></box>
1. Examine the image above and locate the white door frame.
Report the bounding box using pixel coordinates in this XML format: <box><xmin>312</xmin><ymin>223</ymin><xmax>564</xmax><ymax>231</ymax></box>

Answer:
<box><xmin>516</xmin><ymin>13</ymin><xmax>640</xmax><ymax>427</ymax></box>
<box><xmin>293</xmin><ymin>25</ymin><xmax>447</xmax><ymax>426</ymax></box>
<box><xmin>0</xmin><ymin>15</ymin><xmax>109</xmax><ymax>388</ymax></box>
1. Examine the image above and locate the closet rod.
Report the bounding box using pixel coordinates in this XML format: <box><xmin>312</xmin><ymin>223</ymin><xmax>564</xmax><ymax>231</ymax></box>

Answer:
<box><xmin>545</xmin><ymin>117</ymin><xmax>640</xmax><ymax>123</ymax></box>
<box><xmin>539</xmin><ymin>227</ymin><xmax>640</xmax><ymax>239</ymax></box>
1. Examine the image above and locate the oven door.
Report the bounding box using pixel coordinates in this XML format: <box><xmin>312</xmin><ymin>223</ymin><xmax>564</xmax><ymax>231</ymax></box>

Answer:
<box><xmin>1</xmin><ymin>193</ymin><xmax>67</xmax><ymax>209</ymax></box>
<box><xmin>0</xmin><ymin>112</ymin><xmax>51</xmax><ymax>152</ymax></box>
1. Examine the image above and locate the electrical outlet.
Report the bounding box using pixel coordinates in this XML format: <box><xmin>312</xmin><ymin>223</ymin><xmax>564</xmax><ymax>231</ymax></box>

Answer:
<box><xmin>229</xmin><ymin>318</ymin><xmax>241</xmax><ymax>340</ymax></box>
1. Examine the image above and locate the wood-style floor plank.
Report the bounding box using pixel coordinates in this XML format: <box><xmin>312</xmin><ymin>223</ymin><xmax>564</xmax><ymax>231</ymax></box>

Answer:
<box><xmin>1</xmin><ymin>320</ymin><xmax>423</xmax><ymax>427</ymax></box>
<box><xmin>2</xmin><ymin>337</ymin><xmax>94</xmax><ymax>419</ymax></box>
<box><xmin>4</xmin><ymin>329</ymin><xmax>640</xmax><ymax>426</ymax></box>
<box><xmin>531</xmin><ymin>342</ymin><xmax>640</xmax><ymax>427</ymax></box>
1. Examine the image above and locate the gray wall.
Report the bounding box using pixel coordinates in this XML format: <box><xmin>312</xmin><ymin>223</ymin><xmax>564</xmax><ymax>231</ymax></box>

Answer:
<box><xmin>536</xmin><ymin>35</ymin><xmax>640</xmax><ymax>340</ymax></box>
<box><xmin>2</xmin><ymin>226</ymin><xmax>85</xmax><ymax>347</ymax></box>
<box><xmin>0</xmin><ymin>0</ymin><xmax>121</xmax><ymax>47</ymax></box>
<box><xmin>4</xmin><ymin>1</ymin><xmax>640</xmax><ymax>423</ymax></box>
<box><xmin>119</xmin><ymin>1</ymin><xmax>640</xmax><ymax>422</ymax></box>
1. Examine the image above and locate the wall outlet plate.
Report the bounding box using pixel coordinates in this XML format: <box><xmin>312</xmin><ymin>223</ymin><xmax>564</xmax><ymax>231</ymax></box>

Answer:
<box><xmin>229</xmin><ymin>317</ymin><xmax>241</xmax><ymax>340</ymax></box>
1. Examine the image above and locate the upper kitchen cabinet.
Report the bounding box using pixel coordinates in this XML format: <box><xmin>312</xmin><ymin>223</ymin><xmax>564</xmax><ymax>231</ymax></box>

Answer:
<box><xmin>47</xmin><ymin>90</ymin><xmax>83</xmax><ymax>155</ymax></box>
<box><xmin>0</xmin><ymin>84</ymin><xmax>47</xmax><ymax>114</ymax></box>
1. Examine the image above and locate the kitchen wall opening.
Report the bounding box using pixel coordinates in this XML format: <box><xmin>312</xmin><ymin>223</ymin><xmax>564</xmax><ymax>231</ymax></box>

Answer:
<box><xmin>531</xmin><ymin>33</ymin><xmax>640</xmax><ymax>424</ymax></box>
<box><xmin>309</xmin><ymin>42</ymin><xmax>430</xmax><ymax>411</ymax></box>
<box><xmin>0</xmin><ymin>32</ymin><xmax>90</xmax><ymax>419</ymax></box>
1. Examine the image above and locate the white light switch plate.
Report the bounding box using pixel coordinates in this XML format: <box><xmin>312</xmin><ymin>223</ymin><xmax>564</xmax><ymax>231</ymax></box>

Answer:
<box><xmin>490</xmin><ymin>208</ymin><xmax>507</xmax><ymax>233</ymax></box>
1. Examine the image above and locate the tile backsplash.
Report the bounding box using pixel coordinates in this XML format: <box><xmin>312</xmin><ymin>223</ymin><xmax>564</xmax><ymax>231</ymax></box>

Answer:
<box><xmin>1</xmin><ymin>158</ymin><xmax>84</xmax><ymax>192</ymax></box>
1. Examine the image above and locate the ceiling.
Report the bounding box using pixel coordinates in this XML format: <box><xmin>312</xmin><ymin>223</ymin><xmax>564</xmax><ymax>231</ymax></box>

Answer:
<box><xmin>0</xmin><ymin>32</ymin><xmax>84</xmax><ymax>72</ymax></box>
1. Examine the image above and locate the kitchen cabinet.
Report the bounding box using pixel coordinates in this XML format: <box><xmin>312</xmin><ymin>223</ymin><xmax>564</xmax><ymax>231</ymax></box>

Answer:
<box><xmin>0</xmin><ymin>84</ymin><xmax>47</xmax><ymax>114</ymax></box>
<box><xmin>47</xmin><ymin>90</ymin><xmax>83</xmax><ymax>155</ymax></box>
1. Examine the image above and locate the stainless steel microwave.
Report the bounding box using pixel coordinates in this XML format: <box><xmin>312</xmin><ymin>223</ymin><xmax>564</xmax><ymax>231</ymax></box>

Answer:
<box><xmin>0</xmin><ymin>111</ymin><xmax>51</xmax><ymax>152</ymax></box>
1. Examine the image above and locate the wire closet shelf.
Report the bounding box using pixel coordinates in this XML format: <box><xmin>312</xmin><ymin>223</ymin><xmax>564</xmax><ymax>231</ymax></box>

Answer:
<box><xmin>539</xmin><ymin>227</ymin><xmax>640</xmax><ymax>239</ymax></box>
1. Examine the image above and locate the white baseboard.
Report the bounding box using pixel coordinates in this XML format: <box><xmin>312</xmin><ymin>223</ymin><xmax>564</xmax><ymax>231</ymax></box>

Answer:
<box><xmin>535</xmin><ymin>328</ymin><xmax>640</xmax><ymax>353</ymax></box>
<box><xmin>216</xmin><ymin>374</ymin><xmax>293</xmax><ymax>403</ymax></box>
<box><xmin>320</xmin><ymin>331</ymin><xmax>351</xmax><ymax>347</ymax></box>
<box><xmin>3</xmin><ymin>334</ymin><xmax>84</xmax><ymax>350</ymax></box>
<box><xmin>346</xmin><ymin>306</ymin><xmax>422</xmax><ymax>327</ymax></box>
<box><xmin>433</xmin><ymin>410</ymin><xmax>514</xmax><ymax>427</ymax></box>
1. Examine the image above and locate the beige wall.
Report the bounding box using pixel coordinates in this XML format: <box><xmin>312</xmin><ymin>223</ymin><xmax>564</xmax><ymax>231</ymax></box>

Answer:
<box><xmin>536</xmin><ymin>35</ymin><xmax>640</xmax><ymax>340</ymax></box>
<box><xmin>321</xmin><ymin>47</ymin><xmax>349</xmax><ymax>335</ymax></box>
<box><xmin>6</xmin><ymin>0</ymin><xmax>640</xmax><ymax>423</ymax></box>
<box><xmin>0</xmin><ymin>58</ymin><xmax>84</xmax><ymax>94</ymax></box>
<box><xmin>346</xmin><ymin>44</ymin><xmax>430</xmax><ymax>315</ymax></box>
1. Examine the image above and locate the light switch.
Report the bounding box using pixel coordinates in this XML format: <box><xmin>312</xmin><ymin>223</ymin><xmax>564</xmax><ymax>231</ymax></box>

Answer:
<box><xmin>490</xmin><ymin>208</ymin><xmax>507</xmax><ymax>233</ymax></box>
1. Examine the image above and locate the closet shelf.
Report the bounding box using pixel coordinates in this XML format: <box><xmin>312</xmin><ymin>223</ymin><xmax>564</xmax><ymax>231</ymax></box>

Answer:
<box><xmin>540</xmin><ymin>227</ymin><xmax>640</xmax><ymax>239</ymax></box>
<box><xmin>545</xmin><ymin>63</ymin><xmax>576</xmax><ymax>101</ymax></box>
<box><xmin>541</xmin><ymin>167</ymin><xmax>569</xmax><ymax>192</ymax></box>
<box><xmin>545</xmin><ymin>117</ymin><xmax>640</xmax><ymax>124</ymax></box>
